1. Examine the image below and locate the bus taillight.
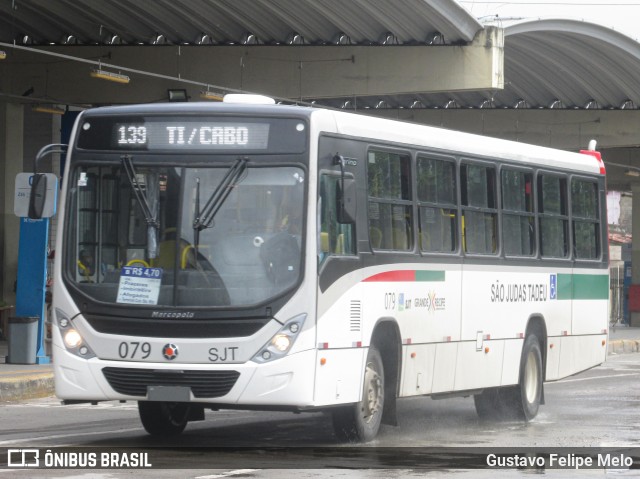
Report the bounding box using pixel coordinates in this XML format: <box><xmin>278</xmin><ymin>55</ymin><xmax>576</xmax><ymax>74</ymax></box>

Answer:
<box><xmin>580</xmin><ymin>140</ymin><xmax>606</xmax><ymax>175</ymax></box>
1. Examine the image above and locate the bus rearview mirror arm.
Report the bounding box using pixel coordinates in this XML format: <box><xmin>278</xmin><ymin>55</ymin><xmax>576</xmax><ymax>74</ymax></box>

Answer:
<box><xmin>333</xmin><ymin>154</ymin><xmax>357</xmax><ymax>224</ymax></box>
<box><xmin>28</xmin><ymin>143</ymin><xmax>67</xmax><ymax>219</ymax></box>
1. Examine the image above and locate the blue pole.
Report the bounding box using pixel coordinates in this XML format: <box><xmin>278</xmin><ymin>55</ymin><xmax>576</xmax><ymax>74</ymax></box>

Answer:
<box><xmin>15</xmin><ymin>217</ymin><xmax>50</xmax><ymax>364</ymax></box>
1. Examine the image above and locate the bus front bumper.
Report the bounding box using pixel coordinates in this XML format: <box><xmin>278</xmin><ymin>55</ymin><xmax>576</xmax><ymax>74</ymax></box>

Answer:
<box><xmin>54</xmin><ymin>345</ymin><xmax>318</xmax><ymax>408</ymax></box>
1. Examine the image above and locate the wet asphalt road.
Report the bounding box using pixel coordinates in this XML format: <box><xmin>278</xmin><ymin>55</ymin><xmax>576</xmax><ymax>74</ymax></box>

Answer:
<box><xmin>0</xmin><ymin>353</ymin><xmax>639</xmax><ymax>477</ymax></box>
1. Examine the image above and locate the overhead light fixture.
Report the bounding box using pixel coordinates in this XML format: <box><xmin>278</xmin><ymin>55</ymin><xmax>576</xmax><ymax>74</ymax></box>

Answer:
<box><xmin>0</xmin><ymin>50</ymin><xmax>6</xmax><ymax>60</ymax></box>
<box><xmin>200</xmin><ymin>90</ymin><xmax>224</xmax><ymax>101</ymax></box>
<box><xmin>90</xmin><ymin>68</ymin><xmax>130</xmax><ymax>84</ymax></box>
<box><xmin>32</xmin><ymin>105</ymin><xmax>65</xmax><ymax>115</ymax></box>
<box><xmin>168</xmin><ymin>89</ymin><xmax>188</xmax><ymax>102</ymax></box>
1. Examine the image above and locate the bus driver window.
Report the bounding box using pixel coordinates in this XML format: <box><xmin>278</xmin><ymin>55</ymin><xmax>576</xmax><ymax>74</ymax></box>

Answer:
<box><xmin>319</xmin><ymin>174</ymin><xmax>355</xmax><ymax>262</ymax></box>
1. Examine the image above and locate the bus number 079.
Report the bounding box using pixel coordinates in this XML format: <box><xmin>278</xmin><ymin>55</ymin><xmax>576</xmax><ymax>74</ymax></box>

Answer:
<box><xmin>384</xmin><ymin>292</ymin><xmax>396</xmax><ymax>310</ymax></box>
<box><xmin>118</xmin><ymin>341</ymin><xmax>151</xmax><ymax>359</ymax></box>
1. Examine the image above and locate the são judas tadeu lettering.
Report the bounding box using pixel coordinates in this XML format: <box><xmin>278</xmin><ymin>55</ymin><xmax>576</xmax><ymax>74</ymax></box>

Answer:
<box><xmin>491</xmin><ymin>280</ymin><xmax>548</xmax><ymax>303</ymax></box>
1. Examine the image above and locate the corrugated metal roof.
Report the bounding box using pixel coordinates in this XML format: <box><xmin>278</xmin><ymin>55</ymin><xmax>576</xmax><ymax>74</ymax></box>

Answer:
<box><xmin>0</xmin><ymin>0</ymin><xmax>482</xmax><ymax>46</ymax></box>
<box><xmin>502</xmin><ymin>20</ymin><xmax>640</xmax><ymax>109</ymax></box>
<box><xmin>318</xmin><ymin>19</ymin><xmax>640</xmax><ymax>110</ymax></box>
<box><xmin>3</xmin><ymin>3</ymin><xmax>640</xmax><ymax>111</ymax></box>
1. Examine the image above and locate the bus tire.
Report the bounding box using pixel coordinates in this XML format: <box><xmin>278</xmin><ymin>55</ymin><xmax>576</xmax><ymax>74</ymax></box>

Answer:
<box><xmin>138</xmin><ymin>401</ymin><xmax>190</xmax><ymax>436</ymax></box>
<box><xmin>510</xmin><ymin>333</ymin><xmax>543</xmax><ymax>421</ymax></box>
<box><xmin>473</xmin><ymin>388</ymin><xmax>502</xmax><ymax>420</ymax></box>
<box><xmin>474</xmin><ymin>334</ymin><xmax>543</xmax><ymax>421</ymax></box>
<box><xmin>332</xmin><ymin>345</ymin><xmax>385</xmax><ymax>442</ymax></box>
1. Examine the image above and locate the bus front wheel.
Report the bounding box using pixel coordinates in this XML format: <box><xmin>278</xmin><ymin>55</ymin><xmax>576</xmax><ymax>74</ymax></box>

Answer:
<box><xmin>511</xmin><ymin>333</ymin><xmax>543</xmax><ymax>420</ymax></box>
<box><xmin>332</xmin><ymin>345</ymin><xmax>385</xmax><ymax>442</ymax></box>
<box><xmin>138</xmin><ymin>401</ymin><xmax>190</xmax><ymax>436</ymax></box>
<box><xmin>474</xmin><ymin>334</ymin><xmax>542</xmax><ymax>421</ymax></box>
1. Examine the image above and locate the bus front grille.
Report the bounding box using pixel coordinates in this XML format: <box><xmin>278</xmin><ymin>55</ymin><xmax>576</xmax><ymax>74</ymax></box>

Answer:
<box><xmin>102</xmin><ymin>367</ymin><xmax>240</xmax><ymax>398</ymax></box>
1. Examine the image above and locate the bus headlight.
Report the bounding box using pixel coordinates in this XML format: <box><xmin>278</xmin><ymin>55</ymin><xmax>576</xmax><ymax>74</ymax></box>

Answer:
<box><xmin>272</xmin><ymin>334</ymin><xmax>291</xmax><ymax>352</ymax></box>
<box><xmin>252</xmin><ymin>314</ymin><xmax>307</xmax><ymax>363</ymax></box>
<box><xmin>55</xmin><ymin>308</ymin><xmax>96</xmax><ymax>359</ymax></box>
<box><xmin>63</xmin><ymin>329</ymin><xmax>82</xmax><ymax>348</ymax></box>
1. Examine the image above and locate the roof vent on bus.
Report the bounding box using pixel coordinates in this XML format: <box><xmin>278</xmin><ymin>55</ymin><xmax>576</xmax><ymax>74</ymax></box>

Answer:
<box><xmin>223</xmin><ymin>94</ymin><xmax>276</xmax><ymax>105</ymax></box>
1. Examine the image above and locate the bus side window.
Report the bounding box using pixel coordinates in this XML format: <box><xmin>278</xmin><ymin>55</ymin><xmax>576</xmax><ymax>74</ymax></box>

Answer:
<box><xmin>538</xmin><ymin>174</ymin><xmax>569</xmax><ymax>258</ymax></box>
<box><xmin>571</xmin><ymin>179</ymin><xmax>600</xmax><ymax>259</ymax></box>
<box><xmin>501</xmin><ymin>168</ymin><xmax>535</xmax><ymax>257</ymax></box>
<box><xmin>461</xmin><ymin>163</ymin><xmax>498</xmax><ymax>254</ymax></box>
<box><xmin>319</xmin><ymin>174</ymin><xmax>356</xmax><ymax>263</ymax></box>
<box><xmin>417</xmin><ymin>156</ymin><xmax>457</xmax><ymax>253</ymax></box>
<box><xmin>367</xmin><ymin>150</ymin><xmax>412</xmax><ymax>251</ymax></box>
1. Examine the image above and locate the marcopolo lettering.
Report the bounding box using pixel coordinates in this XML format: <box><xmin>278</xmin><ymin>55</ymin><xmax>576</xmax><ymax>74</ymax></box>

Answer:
<box><xmin>151</xmin><ymin>311</ymin><xmax>195</xmax><ymax>319</ymax></box>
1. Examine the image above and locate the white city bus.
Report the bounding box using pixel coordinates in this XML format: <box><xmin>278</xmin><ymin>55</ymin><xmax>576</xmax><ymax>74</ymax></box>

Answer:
<box><xmin>33</xmin><ymin>96</ymin><xmax>609</xmax><ymax>441</ymax></box>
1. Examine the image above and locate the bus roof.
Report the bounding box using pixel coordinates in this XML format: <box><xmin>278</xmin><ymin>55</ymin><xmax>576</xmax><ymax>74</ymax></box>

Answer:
<box><xmin>79</xmin><ymin>102</ymin><xmax>602</xmax><ymax>175</ymax></box>
<box><xmin>320</xmin><ymin>109</ymin><xmax>602</xmax><ymax>175</ymax></box>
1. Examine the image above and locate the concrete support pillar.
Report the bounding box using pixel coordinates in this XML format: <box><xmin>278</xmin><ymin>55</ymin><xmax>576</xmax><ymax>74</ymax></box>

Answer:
<box><xmin>0</xmin><ymin>102</ymin><xmax>23</xmax><ymax>305</ymax></box>
<box><xmin>3</xmin><ymin>27</ymin><xmax>504</xmax><ymax>105</ymax></box>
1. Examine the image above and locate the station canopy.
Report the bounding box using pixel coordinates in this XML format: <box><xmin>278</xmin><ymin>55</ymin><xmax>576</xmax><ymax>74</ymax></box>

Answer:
<box><xmin>2</xmin><ymin>0</ymin><xmax>640</xmax><ymax>110</ymax></box>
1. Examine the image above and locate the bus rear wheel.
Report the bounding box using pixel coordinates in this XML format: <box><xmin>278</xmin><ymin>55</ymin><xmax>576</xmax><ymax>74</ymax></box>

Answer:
<box><xmin>138</xmin><ymin>401</ymin><xmax>190</xmax><ymax>436</ymax></box>
<box><xmin>474</xmin><ymin>334</ymin><xmax>542</xmax><ymax>421</ymax></box>
<box><xmin>332</xmin><ymin>345</ymin><xmax>385</xmax><ymax>442</ymax></box>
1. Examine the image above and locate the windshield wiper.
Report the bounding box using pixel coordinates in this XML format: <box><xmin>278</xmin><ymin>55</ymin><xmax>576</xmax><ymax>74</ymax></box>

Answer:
<box><xmin>193</xmin><ymin>157</ymin><xmax>248</xmax><ymax>233</ymax></box>
<box><xmin>121</xmin><ymin>155</ymin><xmax>159</xmax><ymax>258</ymax></box>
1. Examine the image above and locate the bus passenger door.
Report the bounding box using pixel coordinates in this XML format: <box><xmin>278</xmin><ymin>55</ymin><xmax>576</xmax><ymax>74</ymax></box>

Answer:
<box><xmin>315</xmin><ymin>138</ymin><xmax>365</xmax><ymax>406</ymax></box>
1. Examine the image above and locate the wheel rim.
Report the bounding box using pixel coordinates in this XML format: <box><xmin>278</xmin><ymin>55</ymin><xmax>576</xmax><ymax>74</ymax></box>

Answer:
<box><xmin>362</xmin><ymin>360</ymin><xmax>383</xmax><ymax>423</ymax></box>
<box><xmin>523</xmin><ymin>350</ymin><xmax>539</xmax><ymax>404</ymax></box>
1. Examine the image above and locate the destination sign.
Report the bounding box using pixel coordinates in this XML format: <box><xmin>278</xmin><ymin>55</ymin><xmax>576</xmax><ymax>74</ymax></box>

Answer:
<box><xmin>76</xmin><ymin>116</ymin><xmax>306</xmax><ymax>153</ymax></box>
<box><xmin>113</xmin><ymin>122</ymin><xmax>270</xmax><ymax>150</ymax></box>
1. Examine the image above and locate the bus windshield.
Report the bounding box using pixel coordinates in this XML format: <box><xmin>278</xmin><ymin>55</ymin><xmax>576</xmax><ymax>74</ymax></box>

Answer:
<box><xmin>67</xmin><ymin>160</ymin><xmax>305</xmax><ymax>308</ymax></box>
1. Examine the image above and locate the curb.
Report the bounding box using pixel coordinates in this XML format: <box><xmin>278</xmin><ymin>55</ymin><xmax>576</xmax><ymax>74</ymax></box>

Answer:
<box><xmin>608</xmin><ymin>339</ymin><xmax>640</xmax><ymax>355</ymax></box>
<box><xmin>0</xmin><ymin>372</ymin><xmax>54</xmax><ymax>402</ymax></box>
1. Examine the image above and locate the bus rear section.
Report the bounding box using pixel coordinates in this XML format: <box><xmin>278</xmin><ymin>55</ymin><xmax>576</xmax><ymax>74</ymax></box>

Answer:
<box><xmin>312</xmin><ymin>125</ymin><xmax>608</xmax><ymax>441</ymax></box>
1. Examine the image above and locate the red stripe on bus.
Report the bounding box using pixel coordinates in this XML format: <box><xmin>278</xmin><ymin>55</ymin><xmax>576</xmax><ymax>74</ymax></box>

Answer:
<box><xmin>363</xmin><ymin>270</ymin><xmax>415</xmax><ymax>282</ymax></box>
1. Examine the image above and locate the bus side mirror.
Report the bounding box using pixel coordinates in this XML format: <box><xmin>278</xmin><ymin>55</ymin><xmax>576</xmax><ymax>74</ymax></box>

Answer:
<box><xmin>28</xmin><ymin>174</ymin><xmax>48</xmax><ymax>219</ymax></box>
<box><xmin>337</xmin><ymin>177</ymin><xmax>356</xmax><ymax>224</ymax></box>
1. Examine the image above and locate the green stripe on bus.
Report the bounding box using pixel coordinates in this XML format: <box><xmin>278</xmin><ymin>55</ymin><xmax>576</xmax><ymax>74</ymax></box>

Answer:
<box><xmin>415</xmin><ymin>270</ymin><xmax>446</xmax><ymax>282</ymax></box>
<box><xmin>556</xmin><ymin>274</ymin><xmax>609</xmax><ymax>300</ymax></box>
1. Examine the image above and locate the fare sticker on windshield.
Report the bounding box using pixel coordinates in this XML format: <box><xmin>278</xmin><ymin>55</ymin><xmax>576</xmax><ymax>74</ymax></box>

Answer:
<box><xmin>116</xmin><ymin>266</ymin><xmax>163</xmax><ymax>305</ymax></box>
